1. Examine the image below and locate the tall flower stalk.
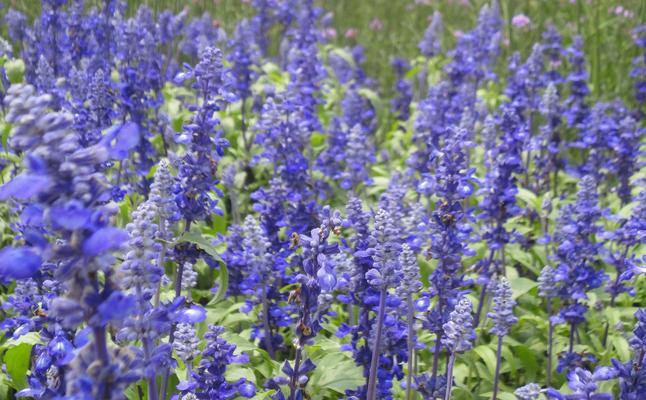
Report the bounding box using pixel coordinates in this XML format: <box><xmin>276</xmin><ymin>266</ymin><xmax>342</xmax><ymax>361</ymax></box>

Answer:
<box><xmin>366</xmin><ymin>208</ymin><xmax>401</xmax><ymax>400</ymax></box>
<box><xmin>488</xmin><ymin>277</ymin><xmax>518</xmax><ymax>400</ymax></box>
<box><xmin>442</xmin><ymin>297</ymin><xmax>476</xmax><ymax>400</ymax></box>
<box><xmin>397</xmin><ymin>244</ymin><xmax>422</xmax><ymax>400</ymax></box>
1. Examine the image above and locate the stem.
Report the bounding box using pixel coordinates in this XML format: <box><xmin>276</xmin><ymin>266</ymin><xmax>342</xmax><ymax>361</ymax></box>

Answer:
<box><xmin>93</xmin><ymin>327</ymin><xmax>110</xmax><ymax>400</ymax></box>
<box><xmin>288</xmin><ymin>348</ymin><xmax>303</xmax><ymax>400</ymax></box>
<box><xmin>154</xmin><ymin>223</ymin><xmax>168</xmax><ymax>307</ymax></box>
<box><xmin>602</xmin><ymin>296</ymin><xmax>616</xmax><ymax>348</ymax></box>
<box><xmin>367</xmin><ymin>289</ymin><xmax>387</xmax><ymax>400</ymax></box>
<box><xmin>142</xmin><ymin>337</ymin><xmax>159</xmax><ymax>400</ymax></box>
<box><xmin>160</xmin><ymin>222</ymin><xmax>192</xmax><ymax>400</ymax></box>
<box><xmin>474</xmin><ymin>282</ymin><xmax>489</xmax><ymax>327</ymax></box>
<box><xmin>524</xmin><ymin>113</ymin><xmax>533</xmax><ymax>188</ymax></box>
<box><xmin>568</xmin><ymin>323</ymin><xmax>575</xmax><ymax>353</ymax></box>
<box><xmin>444</xmin><ymin>353</ymin><xmax>456</xmax><ymax>400</ymax></box>
<box><xmin>475</xmin><ymin>250</ymin><xmax>496</xmax><ymax>326</ymax></box>
<box><xmin>430</xmin><ymin>335</ymin><xmax>442</xmax><ymax>390</ymax></box>
<box><xmin>492</xmin><ymin>336</ymin><xmax>503</xmax><ymax>400</ymax></box>
<box><xmin>546</xmin><ymin>300</ymin><xmax>553</xmax><ymax>386</ymax></box>
<box><xmin>262</xmin><ymin>286</ymin><xmax>276</xmax><ymax>358</ymax></box>
<box><xmin>137</xmin><ymin>285</ymin><xmax>159</xmax><ymax>400</ymax></box>
<box><xmin>406</xmin><ymin>295</ymin><xmax>415</xmax><ymax>400</ymax></box>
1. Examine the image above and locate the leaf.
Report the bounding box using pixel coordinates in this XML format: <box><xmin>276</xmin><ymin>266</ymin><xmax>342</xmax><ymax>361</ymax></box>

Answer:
<box><xmin>225</xmin><ymin>364</ymin><xmax>256</xmax><ymax>382</ymax></box>
<box><xmin>514</xmin><ymin>345</ymin><xmax>538</xmax><ymax>381</ymax></box>
<box><xmin>213</xmin><ymin>261</ymin><xmax>228</xmax><ymax>303</ymax></box>
<box><xmin>1</xmin><ymin>123</ymin><xmax>11</xmax><ymax>154</ymax></box>
<box><xmin>5</xmin><ymin>59</ymin><xmax>25</xmax><ymax>84</ymax></box>
<box><xmin>481</xmin><ymin>392</ymin><xmax>517</xmax><ymax>400</ymax></box>
<box><xmin>180</xmin><ymin>231</ymin><xmax>227</xmax><ymax>303</ymax></box>
<box><xmin>179</xmin><ymin>231</ymin><xmax>221</xmax><ymax>261</ymax></box>
<box><xmin>2</xmin><ymin>332</ymin><xmax>41</xmax><ymax>349</ymax></box>
<box><xmin>516</xmin><ymin>187</ymin><xmax>539</xmax><ymax>210</ymax></box>
<box><xmin>4</xmin><ymin>342</ymin><xmax>32</xmax><ymax>389</ymax></box>
<box><xmin>309</xmin><ymin>352</ymin><xmax>363</xmax><ymax>394</ymax></box>
<box><xmin>509</xmin><ymin>277</ymin><xmax>538</xmax><ymax>299</ymax></box>
<box><xmin>473</xmin><ymin>345</ymin><xmax>497</xmax><ymax>378</ymax></box>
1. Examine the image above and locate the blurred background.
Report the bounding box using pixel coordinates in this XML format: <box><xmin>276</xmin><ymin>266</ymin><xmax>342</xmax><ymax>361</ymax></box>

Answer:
<box><xmin>4</xmin><ymin>0</ymin><xmax>645</xmax><ymax>99</ymax></box>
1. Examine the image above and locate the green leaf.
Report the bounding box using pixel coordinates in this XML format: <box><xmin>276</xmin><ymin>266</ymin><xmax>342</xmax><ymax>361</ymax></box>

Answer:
<box><xmin>509</xmin><ymin>277</ymin><xmax>538</xmax><ymax>299</ymax></box>
<box><xmin>179</xmin><ymin>231</ymin><xmax>221</xmax><ymax>261</ymax></box>
<box><xmin>4</xmin><ymin>342</ymin><xmax>32</xmax><ymax>389</ymax></box>
<box><xmin>514</xmin><ymin>345</ymin><xmax>538</xmax><ymax>381</ymax></box>
<box><xmin>180</xmin><ymin>231</ymin><xmax>228</xmax><ymax>303</ymax></box>
<box><xmin>309</xmin><ymin>352</ymin><xmax>363</xmax><ymax>394</ymax></box>
<box><xmin>2</xmin><ymin>332</ymin><xmax>41</xmax><ymax>349</ymax></box>
<box><xmin>516</xmin><ymin>187</ymin><xmax>539</xmax><ymax>210</ymax></box>
<box><xmin>482</xmin><ymin>392</ymin><xmax>516</xmax><ymax>400</ymax></box>
<box><xmin>225</xmin><ymin>364</ymin><xmax>256</xmax><ymax>382</ymax></box>
<box><xmin>5</xmin><ymin>59</ymin><xmax>25</xmax><ymax>84</ymax></box>
<box><xmin>473</xmin><ymin>345</ymin><xmax>497</xmax><ymax>378</ymax></box>
<box><xmin>213</xmin><ymin>261</ymin><xmax>228</xmax><ymax>303</ymax></box>
<box><xmin>328</xmin><ymin>48</ymin><xmax>357</xmax><ymax>72</ymax></box>
<box><xmin>1</xmin><ymin>123</ymin><xmax>12</xmax><ymax>155</ymax></box>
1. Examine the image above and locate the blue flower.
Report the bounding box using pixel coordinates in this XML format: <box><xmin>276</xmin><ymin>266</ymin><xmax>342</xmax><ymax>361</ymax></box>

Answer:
<box><xmin>418</xmin><ymin>11</ymin><xmax>443</xmax><ymax>58</ymax></box>
<box><xmin>488</xmin><ymin>277</ymin><xmax>518</xmax><ymax>337</ymax></box>
<box><xmin>0</xmin><ymin>246</ymin><xmax>42</xmax><ymax>282</ymax></box>
<box><xmin>612</xmin><ymin>308</ymin><xmax>646</xmax><ymax>398</ymax></box>
<box><xmin>442</xmin><ymin>297</ymin><xmax>475</xmax><ymax>354</ymax></box>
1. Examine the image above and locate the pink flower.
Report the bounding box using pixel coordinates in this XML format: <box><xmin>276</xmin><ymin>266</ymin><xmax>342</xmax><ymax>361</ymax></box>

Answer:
<box><xmin>369</xmin><ymin>18</ymin><xmax>383</xmax><ymax>31</ymax></box>
<box><xmin>323</xmin><ymin>28</ymin><xmax>337</xmax><ymax>40</ymax></box>
<box><xmin>345</xmin><ymin>28</ymin><xmax>358</xmax><ymax>39</ymax></box>
<box><xmin>511</xmin><ymin>14</ymin><xmax>531</xmax><ymax>28</ymax></box>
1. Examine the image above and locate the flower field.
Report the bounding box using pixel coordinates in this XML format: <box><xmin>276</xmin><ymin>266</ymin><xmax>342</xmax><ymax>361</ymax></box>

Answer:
<box><xmin>0</xmin><ymin>0</ymin><xmax>644</xmax><ymax>399</ymax></box>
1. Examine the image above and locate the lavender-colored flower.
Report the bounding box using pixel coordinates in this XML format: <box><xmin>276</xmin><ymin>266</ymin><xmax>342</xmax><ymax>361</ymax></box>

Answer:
<box><xmin>538</xmin><ymin>265</ymin><xmax>558</xmax><ymax>299</ymax></box>
<box><xmin>120</xmin><ymin>201</ymin><xmax>163</xmax><ymax>293</ymax></box>
<box><xmin>181</xmin><ymin>263</ymin><xmax>198</xmax><ymax>294</ymax></box>
<box><xmin>391</xmin><ymin>57</ymin><xmax>413</xmax><ymax>121</ymax></box>
<box><xmin>515</xmin><ymin>383</ymin><xmax>542</xmax><ymax>400</ymax></box>
<box><xmin>608</xmin><ymin>116</ymin><xmax>641</xmax><ymax>204</ymax></box>
<box><xmin>287</xmin><ymin>206</ymin><xmax>342</xmax><ymax>399</ymax></box>
<box><xmin>397</xmin><ymin>243</ymin><xmax>422</xmax><ymax>299</ymax></box>
<box><xmin>631</xmin><ymin>25</ymin><xmax>646</xmax><ymax>105</ymax></box>
<box><xmin>545</xmin><ymin>367</ymin><xmax>616</xmax><ymax>400</ymax></box>
<box><xmin>2</xmin><ymin>84</ymin><xmax>130</xmax><ymax>398</ymax></box>
<box><xmin>488</xmin><ymin>277</ymin><xmax>517</xmax><ymax>337</ymax></box>
<box><xmin>604</xmin><ymin>189</ymin><xmax>645</xmax><ymax>300</ymax></box>
<box><xmin>552</xmin><ymin>175</ymin><xmax>606</xmax><ymax>325</ymax></box>
<box><xmin>150</xmin><ymin>159</ymin><xmax>180</xmax><ymax>229</ymax></box>
<box><xmin>186</xmin><ymin>325</ymin><xmax>255</xmax><ymax>399</ymax></box>
<box><xmin>506</xmin><ymin>44</ymin><xmax>545</xmax><ymax>118</ymax></box>
<box><xmin>542</xmin><ymin>24</ymin><xmax>563</xmax><ymax>85</ymax></box>
<box><xmin>175</xmin><ymin>46</ymin><xmax>234</xmax><ymax>223</ymax></box>
<box><xmin>442</xmin><ymin>297</ymin><xmax>475</xmax><ymax>354</ymax></box>
<box><xmin>365</xmin><ymin>208</ymin><xmax>401</xmax><ymax>290</ymax></box>
<box><xmin>179</xmin><ymin>12</ymin><xmax>227</xmax><ymax>59</ymax></box>
<box><xmin>477</xmin><ymin>106</ymin><xmax>526</xmax><ymax>292</ymax></box>
<box><xmin>564</xmin><ymin>36</ymin><xmax>589</xmax><ymax>129</ymax></box>
<box><xmin>612</xmin><ymin>308</ymin><xmax>646</xmax><ymax>398</ymax></box>
<box><xmin>5</xmin><ymin>9</ymin><xmax>28</xmax><ymax>43</ymax></box>
<box><xmin>532</xmin><ymin>82</ymin><xmax>562</xmax><ymax>191</ymax></box>
<box><xmin>418</xmin><ymin>11</ymin><xmax>443</xmax><ymax>58</ymax></box>
<box><xmin>174</xmin><ymin>323</ymin><xmax>200</xmax><ymax>364</ymax></box>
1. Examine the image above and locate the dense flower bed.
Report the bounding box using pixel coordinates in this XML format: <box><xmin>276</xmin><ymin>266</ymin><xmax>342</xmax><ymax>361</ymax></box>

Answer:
<box><xmin>0</xmin><ymin>1</ymin><xmax>643</xmax><ymax>399</ymax></box>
